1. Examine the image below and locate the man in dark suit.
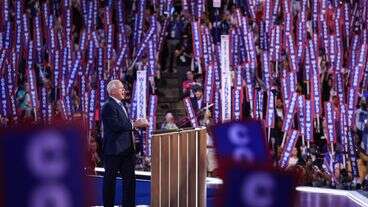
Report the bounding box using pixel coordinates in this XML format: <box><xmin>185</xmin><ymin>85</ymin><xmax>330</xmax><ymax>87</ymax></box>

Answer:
<box><xmin>101</xmin><ymin>80</ymin><xmax>148</xmax><ymax>207</ymax></box>
<box><xmin>191</xmin><ymin>85</ymin><xmax>204</xmax><ymax>114</ymax></box>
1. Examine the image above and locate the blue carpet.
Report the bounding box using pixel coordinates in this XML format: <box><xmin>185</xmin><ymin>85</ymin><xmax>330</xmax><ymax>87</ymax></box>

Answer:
<box><xmin>87</xmin><ymin>175</ymin><xmax>219</xmax><ymax>206</ymax></box>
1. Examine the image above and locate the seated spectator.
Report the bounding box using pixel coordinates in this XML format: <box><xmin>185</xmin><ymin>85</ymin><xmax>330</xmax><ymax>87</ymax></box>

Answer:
<box><xmin>161</xmin><ymin>112</ymin><xmax>178</xmax><ymax>130</ymax></box>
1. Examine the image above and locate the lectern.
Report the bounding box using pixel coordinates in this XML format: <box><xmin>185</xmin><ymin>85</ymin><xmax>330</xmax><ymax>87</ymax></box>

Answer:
<box><xmin>151</xmin><ymin>127</ymin><xmax>207</xmax><ymax>207</ymax></box>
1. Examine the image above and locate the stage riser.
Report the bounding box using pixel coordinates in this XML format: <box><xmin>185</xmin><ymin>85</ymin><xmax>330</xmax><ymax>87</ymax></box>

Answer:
<box><xmin>86</xmin><ymin>176</ymin><xmax>219</xmax><ymax>206</ymax></box>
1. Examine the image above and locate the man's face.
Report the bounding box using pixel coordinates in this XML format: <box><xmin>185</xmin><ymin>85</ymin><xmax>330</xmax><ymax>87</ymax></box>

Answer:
<box><xmin>111</xmin><ymin>82</ymin><xmax>128</xmax><ymax>101</ymax></box>
<box><xmin>276</xmin><ymin>99</ymin><xmax>283</xmax><ymax>108</ymax></box>
<box><xmin>332</xmin><ymin>96</ymin><xmax>339</xmax><ymax>106</ymax></box>
<box><xmin>187</xmin><ymin>72</ymin><xmax>194</xmax><ymax>80</ymax></box>
<box><xmin>195</xmin><ymin>90</ymin><xmax>203</xmax><ymax>99</ymax></box>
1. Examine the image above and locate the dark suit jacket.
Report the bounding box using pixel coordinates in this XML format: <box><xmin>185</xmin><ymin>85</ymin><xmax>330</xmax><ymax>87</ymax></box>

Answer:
<box><xmin>191</xmin><ymin>97</ymin><xmax>204</xmax><ymax>114</ymax></box>
<box><xmin>101</xmin><ymin>97</ymin><xmax>133</xmax><ymax>155</ymax></box>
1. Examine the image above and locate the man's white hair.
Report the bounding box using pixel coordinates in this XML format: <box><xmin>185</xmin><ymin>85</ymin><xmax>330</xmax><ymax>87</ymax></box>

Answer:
<box><xmin>106</xmin><ymin>80</ymin><xmax>122</xmax><ymax>95</ymax></box>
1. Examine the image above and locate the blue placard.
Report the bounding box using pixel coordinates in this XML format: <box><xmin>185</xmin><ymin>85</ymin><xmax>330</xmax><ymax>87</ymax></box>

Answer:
<box><xmin>212</xmin><ymin>120</ymin><xmax>270</xmax><ymax>164</ymax></box>
<box><xmin>220</xmin><ymin>167</ymin><xmax>295</xmax><ymax>207</ymax></box>
<box><xmin>363</xmin><ymin>91</ymin><xmax>368</xmax><ymax>100</ymax></box>
<box><xmin>0</xmin><ymin>124</ymin><xmax>90</xmax><ymax>207</ymax></box>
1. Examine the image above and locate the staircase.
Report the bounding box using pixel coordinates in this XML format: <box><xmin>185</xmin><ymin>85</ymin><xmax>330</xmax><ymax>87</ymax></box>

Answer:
<box><xmin>156</xmin><ymin>71</ymin><xmax>186</xmax><ymax>128</ymax></box>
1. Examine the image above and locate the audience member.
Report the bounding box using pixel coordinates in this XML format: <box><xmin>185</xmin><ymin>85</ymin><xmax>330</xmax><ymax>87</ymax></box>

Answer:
<box><xmin>161</xmin><ymin>112</ymin><xmax>178</xmax><ymax>130</ymax></box>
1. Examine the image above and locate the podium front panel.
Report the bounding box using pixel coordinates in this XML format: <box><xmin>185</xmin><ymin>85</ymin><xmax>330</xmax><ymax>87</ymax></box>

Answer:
<box><xmin>151</xmin><ymin>128</ymin><xmax>207</xmax><ymax>207</ymax></box>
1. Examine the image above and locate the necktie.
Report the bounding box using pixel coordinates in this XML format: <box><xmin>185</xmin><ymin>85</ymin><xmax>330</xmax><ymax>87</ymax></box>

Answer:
<box><xmin>119</xmin><ymin>102</ymin><xmax>128</xmax><ymax>118</ymax></box>
<box><xmin>119</xmin><ymin>101</ymin><xmax>135</xmax><ymax>151</ymax></box>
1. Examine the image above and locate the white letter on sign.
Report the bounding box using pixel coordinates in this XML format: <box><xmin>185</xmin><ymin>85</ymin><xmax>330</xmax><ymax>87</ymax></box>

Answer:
<box><xmin>228</xmin><ymin>124</ymin><xmax>254</xmax><ymax>161</ymax></box>
<box><xmin>242</xmin><ymin>173</ymin><xmax>274</xmax><ymax>207</ymax></box>
<box><xmin>30</xmin><ymin>184</ymin><xmax>71</xmax><ymax>207</ymax></box>
<box><xmin>27</xmin><ymin>130</ymin><xmax>67</xmax><ymax>179</ymax></box>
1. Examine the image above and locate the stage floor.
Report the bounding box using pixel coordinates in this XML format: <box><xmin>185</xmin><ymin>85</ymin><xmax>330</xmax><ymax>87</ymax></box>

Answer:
<box><xmin>89</xmin><ymin>170</ymin><xmax>368</xmax><ymax>207</ymax></box>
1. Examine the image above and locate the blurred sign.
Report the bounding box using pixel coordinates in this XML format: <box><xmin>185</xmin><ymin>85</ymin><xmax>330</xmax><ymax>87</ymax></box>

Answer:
<box><xmin>212</xmin><ymin>120</ymin><xmax>269</xmax><ymax>164</ymax></box>
<box><xmin>212</xmin><ymin>120</ymin><xmax>296</xmax><ymax>207</ymax></box>
<box><xmin>0</xmin><ymin>123</ymin><xmax>90</xmax><ymax>207</ymax></box>
<box><xmin>218</xmin><ymin>165</ymin><xmax>296</xmax><ymax>207</ymax></box>
<box><xmin>213</xmin><ymin>0</ymin><xmax>221</xmax><ymax>8</ymax></box>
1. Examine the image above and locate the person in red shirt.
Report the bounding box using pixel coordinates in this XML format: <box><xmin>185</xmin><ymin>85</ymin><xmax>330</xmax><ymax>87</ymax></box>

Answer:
<box><xmin>182</xmin><ymin>71</ymin><xmax>195</xmax><ymax>97</ymax></box>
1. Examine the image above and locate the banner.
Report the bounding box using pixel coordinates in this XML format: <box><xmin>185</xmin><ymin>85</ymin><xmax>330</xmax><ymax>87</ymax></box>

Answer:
<box><xmin>88</xmin><ymin>90</ymin><xmax>96</xmax><ymax>131</ymax></box>
<box><xmin>232</xmin><ymin>66</ymin><xmax>243</xmax><ymax>120</ymax></box>
<box><xmin>66</xmin><ymin>58</ymin><xmax>81</xmax><ymax>94</ymax></box>
<box><xmin>261</xmin><ymin>51</ymin><xmax>271</xmax><ymax>89</ymax></box>
<box><xmin>263</xmin><ymin>0</ymin><xmax>272</xmax><ymax>32</ymax></box>
<box><xmin>0</xmin><ymin>77</ymin><xmax>8</xmax><ymax>118</ymax></box>
<box><xmin>296</xmin><ymin>0</ymin><xmax>307</xmax><ymax>63</ymax></box>
<box><xmin>214</xmin><ymin>63</ymin><xmax>222</xmax><ymax>124</ymax></box>
<box><xmin>304</xmin><ymin>100</ymin><xmax>313</xmax><ymax>143</ymax></box>
<box><xmin>324</xmin><ymin>102</ymin><xmax>336</xmax><ymax>144</ymax></box>
<box><xmin>350</xmin><ymin>44</ymin><xmax>367</xmax><ymax>89</ymax></box>
<box><xmin>183</xmin><ymin>97</ymin><xmax>199</xmax><ymax>128</ymax></box>
<box><xmin>297</xmin><ymin>95</ymin><xmax>305</xmax><ymax>137</ymax></box>
<box><xmin>347</xmin><ymin>88</ymin><xmax>358</xmax><ymax>127</ymax></box>
<box><xmin>282</xmin><ymin>92</ymin><xmax>297</xmax><ymax>132</ymax></box>
<box><xmin>347</xmin><ymin>130</ymin><xmax>359</xmax><ymax>178</ymax></box>
<box><xmin>136</xmin><ymin>70</ymin><xmax>147</xmax><ymax>119</ymax></box>
<box><xmin>26</xmin><ymin>41</ymin><xmax>38</xmax><ymax>112</ymax></box>
<box><xmin>134</xmin><ymin>0</ymin><xmax>146</xmax><ymax>48</ymax></box>
<box><xmin>182</xmin><ymin>0</ymin><xmax>189</xmax><ymax>11</ymax></box>
<box><xmin>286</xmin><ymin>32</ymin><xmax>297</xmax><ymax>72</ymax></box>
<box><xmin>191</xmin><ymin>21</ymin><xmax>202</xmax><ymax>63</ymax></box>
<box><xmin>204</xmin><ymin>64</ymin><xmax>214</xmax><ymax>105</ymax></box>
<box><xmin>255</xmin><ymin>90</ymin><xmax>264</xmax><ymax>120</ymax></box>
<box><xmin>130</xmin><ymin>82</ymin><xmax>138</xmax><ymax>120</ymax></box>
<box><xmin>279</xmin><ymin>130</ymin><xmax>299</xmax><ymax>168</ymax></box>
<box><xmin>281</xmin><ymin>71</ymin><xmax>289</xmax><ymax>111</ymax></box>
<box><xmin>288</xmin><ymin>72</ymin><xmax>296</xmax><ymax>98</ymax></box>
<box><xmin>15</xmin><ymin>0</ymin><xmax>22</xmax><ymax>54</ymax></box>
<box><xmin>79</xmin><ymin>75</ymin><xmax>87</xmax><ymax>114</ymax></box>
<box><xmin>201</xmin><ymin>26</ymin><xmax>212</xmax><ymax>71</ymax></box>
<box><xmin>40</xmin><ymin>87</ymin><xmax>48</xmax><ymax>122</ymax></box>
<box><xmin>146</xmin><ymin>95</ymin><xmax>158</xmax><ymax>157</ymax></box>
<box><xmin>274</xmin><ymin>25</ymin><xmax>281</xmax><ymax>62</ymax></box>
<box><xmin>265</xmin><ymin>91</ymin><xmax>275</xmax><ymax>128</ymax></box>
<box><xmin>339</xmin><ymin>104</ymin><xmax>348</xmax><ymax>148</ymax></box>
<box><xmin>230</xmin><ymin>29</ymin><xmax>239</xmax><ymax>67</ymax></box>
<box><xmin>221</xmin><ymin>35</ymin><xmax>232</xmax><ymax>122</ymax></box>
<box><xmin>244</xmin><ymin>63</ymin><xmax>254</xmax><ymax>105</ymax></box>
<box><xmin>134</xmin><ymin>23</ymin><xmax>156</xmax><ymax>61</ymax></box>
<box><xmin>336</xmin><ymin>72</ymin><xmax>345</xmax><ymax>106</ymax></box>
<box><xmin>309</xmin><ymin>40</ymin><xmax>322</xmax><ymax>116</ymax></box>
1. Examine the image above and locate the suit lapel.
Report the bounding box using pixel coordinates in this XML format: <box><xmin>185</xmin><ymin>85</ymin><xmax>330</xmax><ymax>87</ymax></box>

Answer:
<box><xmin>109</xmin><ymin>97</ymin><xmax>129</xmax><ymax>121</ymax></box>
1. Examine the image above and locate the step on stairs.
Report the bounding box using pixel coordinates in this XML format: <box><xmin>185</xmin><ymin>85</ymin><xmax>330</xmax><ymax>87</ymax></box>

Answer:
<box><xmin>156</xmin><ymin>71</ymin><xmax>187</xmax><ymax>128</ymax></box>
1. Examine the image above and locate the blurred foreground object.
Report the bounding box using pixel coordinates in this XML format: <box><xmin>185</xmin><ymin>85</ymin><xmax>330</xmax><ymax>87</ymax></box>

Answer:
<box><xmin>218</xmin><ymin>163</ymin><xmax>296</xmax><ymax>207</ymax></box>
<box><xmin>0</xmin><ymin>122</ymin><xmax>92</xmax><ymax>207</ymax></box>
<box><xmin>211</xmin><ymin>120</ymin><xmax>296</xmax><ymax>207</ymax></box>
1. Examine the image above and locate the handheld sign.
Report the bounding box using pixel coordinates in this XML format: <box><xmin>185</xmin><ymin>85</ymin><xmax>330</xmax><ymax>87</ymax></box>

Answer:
<box><xmin>218</xmin><ymin>163</ymin><xmax>296</xmax><ymax>207</ymax></box>
<box><xmin>0</xmin><ymin>122</ymin><xmax>91</xmax><ymax>207</ymax></box>
<box><xmin>212</xmin><ymin>120</ymin><xmax>269</xmax><ymax>164</ymax></box>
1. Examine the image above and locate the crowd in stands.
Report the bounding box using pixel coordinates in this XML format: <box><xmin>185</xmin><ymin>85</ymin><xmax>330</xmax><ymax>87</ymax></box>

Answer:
<box><xmin>1</xmin><ymin>0</ymin><xmax>368</xmax><ymax>190</ymax></box>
